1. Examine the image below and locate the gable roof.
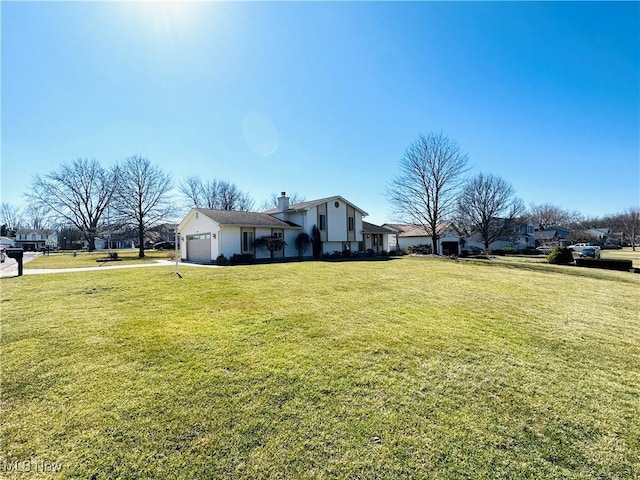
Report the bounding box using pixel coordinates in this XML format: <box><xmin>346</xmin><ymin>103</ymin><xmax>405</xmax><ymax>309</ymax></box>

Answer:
<box><xmin>362</xmin><ymin>222</ymin><xmax>396</xmax><ymax>234</ymax></box>
<box><xmin>16</xmin><ymin>228</ymin><xmax>57</xmax><ymax>235</ymax></box>
<box><xmin>382</xmin><ymin>222</ymin><xmax>457</xmax><ymax>237</ymax></box>
<box><xmin>264</xmin><ymin>195</ymin><xmax>369</xmax><ymax>216</ymax></box>
<box><xmin>194</xmin><ymin>208</ymin><xmax>301</xmax><ymax>228</ymax></box>
<box><xmin>534</xmin><ymin>230</ymin><xmax>558</xmax><ymax>241</ymax></box>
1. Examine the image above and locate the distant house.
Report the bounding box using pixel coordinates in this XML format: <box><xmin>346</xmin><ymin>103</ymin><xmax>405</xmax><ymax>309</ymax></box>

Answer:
<box><xmin>0</xmin><ymin>236</ymin><xmax>16</xmax><ymax>248</ymax></box>
<box><xmin>465</xmin><ymin>221</ymin><xmax>536</xmax><ymax>251</ymax></box>
<box><xmin>586</xmin><ymin>228</ymin><xmax>610</xmax><ymax>243</ymax></box>
<box><xmin>383</xmin><ymin>219</ymin><xmax>535</xmax><ymax>254</ymax></box>
<box><xmin>83</xmin><ymin>238</ymin><xmax>107</xmax><ymax>250</ymax></box>
<box><xmin>178</xmin><ymin>193</ymin><xmax>370</xmax><ymax>262</ymax></box>
<box><xmin>534</xmin><ymin>226</ymin><xmax>571</xmax><ymax>247</ymax></box>
<box><xmin>14</xmin><ymin>229</ymin><xmax>58</xmax><ymax>251</ymax></box>
<box><xmin>362</xmin><ymin>222</ymin><xmax>396</xmax><ymax>254</ymax></box>
<box><xmin>382</xmin><ymin>222</ymin><xmax>462</xmax><ymax>255</ymax></box>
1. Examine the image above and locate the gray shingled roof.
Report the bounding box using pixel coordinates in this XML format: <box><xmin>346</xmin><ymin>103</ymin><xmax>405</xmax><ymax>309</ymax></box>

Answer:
<box><xmin>363</xmin><ymin>221</ymin><xmax>396</xmax><ymax>234</ymax></box>
<box><xmin>382</xmin><ymin>222</ymin><xmax>455</xmax><ymax>237</ymax></box>
<box><xmin>197</xmin><ymin>209</ymin><xmax>301</xmax><ymax>228</ymax></box>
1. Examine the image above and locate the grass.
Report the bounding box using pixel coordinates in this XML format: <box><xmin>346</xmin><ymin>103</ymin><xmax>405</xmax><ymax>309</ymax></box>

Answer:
<box><xmin>601</xmin><ymin>247</ymin><xmax>640</xmax><ymax>267</ymax></box>
<box><xmin>1</xmin><ymin>257</ymin><xmax>639</xmax><ymax>479</ymax></box>
<box><xmin>23</xmin><ymin>249</ymin><xmax>177</xmax><ymax>269</ymax></box>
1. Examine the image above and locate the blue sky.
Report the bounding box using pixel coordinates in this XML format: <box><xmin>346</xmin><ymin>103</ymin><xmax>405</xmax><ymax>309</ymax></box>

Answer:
<box><xmin>2</xmin><ymin>1</ymin><xmax>638</xmax><ymax>225</ymax></box>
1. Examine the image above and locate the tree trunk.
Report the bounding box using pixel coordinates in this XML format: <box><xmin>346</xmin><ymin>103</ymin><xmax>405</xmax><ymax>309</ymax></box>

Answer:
<box><xmin>431</xmin><ymin>234</ymin><xmax>438</xmax><ymax>255</ymax></box>
<box><xmin>138</xmin><ymin>223</ymin><xmax>145</xmax><ymax>259</ymax></box>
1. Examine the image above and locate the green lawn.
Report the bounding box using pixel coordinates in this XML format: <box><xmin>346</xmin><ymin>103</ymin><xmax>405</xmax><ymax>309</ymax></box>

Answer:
<box><xmin>24</xmin><ymin>249</ymin><xmax>177</xmax><ymax>269</ymax></box>
<box><xmin>601</xmin><ymin>247</ymin><xmax>640</xmax><ymax>267</ymax></box>
<box><xmin>1</xmin><ymin>258</ymin><xmax>638</xmax><ymax>479</ymax></box>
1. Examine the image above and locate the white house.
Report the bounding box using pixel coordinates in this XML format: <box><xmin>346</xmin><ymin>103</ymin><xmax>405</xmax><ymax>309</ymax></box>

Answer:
<box><xmin>14</xmin><ymin>229</ymin><xmax>58</xmax><ymax>251</ymax></box>
<box><xmin>362</xmin><ymin>222</ymin><xmax>396</xmax><ymax>254</ymax></box>
<box><xmin>382</xmin><ymin>220</ymin><xmax>535</xmax><ymax>254</ymax></box>
<box><xmin>178</xmin><ymin>193</ymin><xmax>369</xmax><ymax>263</ymax></box>
<box><xmin>383</xmin><ymin>222</ymin><xmax>462</xmax><ymax>255</ymax></box>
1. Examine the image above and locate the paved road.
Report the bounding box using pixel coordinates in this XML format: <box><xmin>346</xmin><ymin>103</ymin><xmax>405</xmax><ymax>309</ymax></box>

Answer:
<box><xmin>0</xmin><ymin>251</ymin><xmax>40</xmax><ymax>278</ymax></box>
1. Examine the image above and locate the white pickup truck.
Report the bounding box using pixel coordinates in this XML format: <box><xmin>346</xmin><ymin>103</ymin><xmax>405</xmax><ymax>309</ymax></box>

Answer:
<box><xmin>568</xmin><ymin>243</ymin><xmax>593</xmax><ymax>251</ymax></box>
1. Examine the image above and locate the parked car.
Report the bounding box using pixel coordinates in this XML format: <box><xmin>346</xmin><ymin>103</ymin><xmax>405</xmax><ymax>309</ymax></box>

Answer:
<box><xmin>567</xmin><ymin>243</ymin><xmax>591</xmax><ymax>251</ymax></box>
<box><xmin>153</xmin><ymin>241</ymin><xmax>176</xmax><ymax>250</ymax></box>
<box><xmin>579</xmin><ymin>247</ymin><xmax>601</xmax><ymax>259</ymax></box>
<box><xmin>536</xmin><ymin>246</ymin><xmax>554</xmax><ymax>255</ymax></box>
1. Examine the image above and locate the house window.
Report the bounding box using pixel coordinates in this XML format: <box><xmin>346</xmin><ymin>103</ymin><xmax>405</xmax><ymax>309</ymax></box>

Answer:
<box><xmin>358</xmin><ymin>241</ymin><xmax>364</xmax><ymax>252</ymax></box>
<box><xmin>348</xmin><ymin>216</ymin><xmax>355</xmax><ymax>232</ymax></box>
<box><xmin>319</xmin><ymin>214</ymin><xmax>327</xmax><ymax>231</ymax></box>
<box><xmin>187</xmin><ymin>234</ymin><xmax>210</xmax><ymax>240</ymax></box>
<box><xmin>242</xmin><ymin>231</ymin><xmax>254</xmax><ymax>253</ymax></box>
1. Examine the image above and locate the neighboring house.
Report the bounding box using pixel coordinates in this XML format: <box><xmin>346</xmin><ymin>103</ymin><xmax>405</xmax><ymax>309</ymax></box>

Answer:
<box><xmin>466</xmin><ymin>221</ymin><xmax>536</xmax><ymax>251</ymax></box>
<box><xmin>178</xmin><ymin>193</ymin><xmax>369</xmax><ymax>262</ymax></box>
<box><xmin>383</xmin><ymin>222</ymin><xmax>462</xmax><ymax>255</ymax></box>
<box><xmin>83</xmin><ymin>238</ymin><xmax>107</xmax><ymax>250</ymax></box>
<box><xmin>107</xmin><ymin>236</ymin><xmax>136</xmax><ymax>249</ymax></box>
<box><xmin>14</xmin><ymin>229</ymin><xmax>58</xmax><ymax>251</ymax></box>
<box><xmin>95</xmin><ymin>223</ymin><xmax>178</xmax><ymax>250</ymax></box>
<box><xmin>534</xmin><ymin>226</ymin><xmax>571</xmax><ymax>247</ymax></box>
<box><xmin>586</xmin><ymin>228</ymin><xmax>610</xmax><ymax>243</ymax></box>
<box><xmin>0</xmin><ymin>236</ymin><xmax>16</xmax><ymax>248</ymax></box>
<box><xmin>384</xmin><ymin>220</ymin><xmax>534</xmax><ymax>254</ymax></box>
<box><xmin>156</xmin><ymin>223</ymin><xmax>179</xmax><ymax>243</ymax></box>
<box><xmin>362</xmin><ymin>222</ymin><xmax>396</xmax><ymax>254</ymax></box>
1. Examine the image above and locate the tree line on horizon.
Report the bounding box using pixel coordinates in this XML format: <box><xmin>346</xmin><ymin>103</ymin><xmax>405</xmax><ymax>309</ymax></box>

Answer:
<box><xmin>0</xmin><ymin>156</ymin><xmax>306</xmax><ymax>256</ymax></box>
<box><xmin>1</xmin><ymin>137</ymin><xmax>639</xmax><ymax>255</ymax></box>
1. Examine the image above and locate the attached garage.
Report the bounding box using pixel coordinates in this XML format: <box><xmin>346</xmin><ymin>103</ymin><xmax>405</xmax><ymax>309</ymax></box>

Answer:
<box><xmin>441</xmin><ymin>241</ymin><xmax>459</xmax><ymax>256</ymax></box>
<box><xmin>186</xmin><ymin>233</ymin><xmax>212</xmax><ymax>263</ymax></box>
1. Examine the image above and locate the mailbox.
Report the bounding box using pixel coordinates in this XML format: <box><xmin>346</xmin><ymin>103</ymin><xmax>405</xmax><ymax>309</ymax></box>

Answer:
<box><xmin>5</xmin><ymin>248</ymin><xmax>24</xmax><ymax>276</ymax></box>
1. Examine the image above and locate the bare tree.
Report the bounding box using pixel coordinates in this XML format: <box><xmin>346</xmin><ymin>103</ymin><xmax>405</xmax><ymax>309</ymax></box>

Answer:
<box><xmin>113</xmin><ymin>156</ymin><xmax>175</xmax><ymax>258</ymax></box>
<box><xmin>457</xmin><ymin>173</ymin><xmax>524</xmax><ymax>252</ymax></box>
<box><xmin>260</xmin><ymin>193</ymin><xmax>306</xmax><ymax>210</ymax></box>
<box><xmin>180</xmin><ymin>177</ymin><xmax>254</xmax><ymax>211</ymax></box>
<box><xmin>617</xmin><ymin>207</ymin><xmax>640</xmax><ymax>251</ymax></box>
<box><xmin>527</xmin><ymin>203</ymin><xmax>581</xmax><ymax>230</ymax></box>
<box><xmin>0</xmin><ymin>203</ymin><xmax>23</xmax><ymax>236</ymax></box>
<box><xmin>28</xmin><ymin>159</ymin><xmax>119</xmax><ymax>250</ymax></box>
<box><xmin>23</xmin><ymin>203</ymin><xmax>51</xmax><ymax>230</ymax></box>
<box><xmin>387</xmin><ymin>132</ymin><xmax>469</xmax><ymax>255</ymax></box>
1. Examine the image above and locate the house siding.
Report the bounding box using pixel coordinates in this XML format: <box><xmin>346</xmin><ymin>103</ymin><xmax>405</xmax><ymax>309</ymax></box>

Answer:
<box><xmin>179</xmin><ymin>197</ymin><xmax>370</xmax><ymax>262</ymax></box>
<box><xmin>327</xmin><ymin>200</ymin><xmax>347</xmax><ymax>242</ymax></box>
<box><xmin>221</xmin><ymin>226</ymin><xmax>242</xmax><ymax>258</ymax></box>
<box><xmin>179</xmin><ymin>212</ymin><xmax>218</xmax><ymax>261</ymax></box>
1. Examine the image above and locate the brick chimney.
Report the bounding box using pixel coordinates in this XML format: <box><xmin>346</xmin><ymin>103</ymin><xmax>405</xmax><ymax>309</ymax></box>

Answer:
<box><xmin>278</xmin><ymin>192</ymin><xmax>289</xmax><ymax>212</ymax></box>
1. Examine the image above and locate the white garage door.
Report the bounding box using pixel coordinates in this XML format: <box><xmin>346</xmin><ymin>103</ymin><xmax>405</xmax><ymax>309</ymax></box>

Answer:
<box><xmin>187</xmin><ymin>234</ymin><xmax>211</xmax><ymax>263</ymax></box>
